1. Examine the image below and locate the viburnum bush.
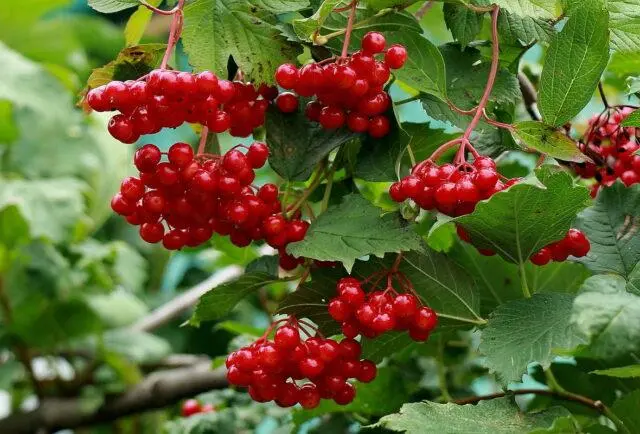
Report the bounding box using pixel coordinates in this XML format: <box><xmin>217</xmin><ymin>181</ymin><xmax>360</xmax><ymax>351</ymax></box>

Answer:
<box><xmin>2</xmin><ymin>0</ymin><xmax>640</xmax><ymax>433</ymax></box>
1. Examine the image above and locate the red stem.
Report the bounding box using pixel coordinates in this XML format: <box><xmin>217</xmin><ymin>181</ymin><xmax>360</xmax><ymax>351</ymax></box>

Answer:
<box><xmin>139</xmin><ymin>0</ymin><xmax>178</xmax><ymax>15</ymax></box>
<box><xmin>160</xmin><ymin>0</ymin><xmax>186</xmax><ymax>69</ymax></box>
<box><xmin>462</xmin><ymin>6</ymin><xmax>500</xmax><ymax>142</ymax></box>
<box><xmin>197</xmin><ymin>127</ymin><xmax>209</xmax><ymax>156</ymax></box>
<box><xmin>428</xmin><ymin>138</ymin><xmax>463</xmax><ymax>162</ymax></box>
<box><xmin>340</xmin><ymin>1</ymin><xmax>358</xmax><ymax>59</ymax></box>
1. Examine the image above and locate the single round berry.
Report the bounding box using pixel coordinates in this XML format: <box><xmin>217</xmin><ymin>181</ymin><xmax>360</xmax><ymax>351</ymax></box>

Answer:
<box><xmin>140</xmin><ymin>222</ymin><xmax>164</xmax><ymax>243</ymax></box>
<box><xmin>247</xmin><ymin>142</ymin><xmax>269</xmax><ymax>168</ymax></box>
<box><xmin>530</xmin><ymin>247</ymin><xmax>552</xmax><ymax>266</ymax></box>
<box><xmin>274</xmin><ymin>325</ymin><xmax>301</xmax><ymax>350</ymax></box>
<box><xmin>181</xmin><ymin>399</ymin><xmax>201</xmax><ymax>417</ymax></box>
<box><xmin>168</xmin><ymin>142</ymin><xmax>194</xmax><ymax>168</ymax></box>
<box><xmin>385</xmin><ymin>44</ymin><xmax>408</xmax><ymax>69</ymax></box>
<box><xmin>362</xmin><ymin>31</ymin><xmax>386</xmax><ymax>54</ymax></box>
<box><xmin>275</xmin><ymin>92</ymin><xmax>299</xmax><ymax>113</ymax></box>
<box><xmin>319</xmin><ymin>106</ymin><xmax>346</xmax><ymax>129</ymax></box>
<box><xmin>275</xmin><ymin>63</ymin><xmax>299</xmax><ymax>89</ymax></box>
<box><xmin>357</xmin><ymin>360</ymin><xmax>377</xmax><ymax>383</ymax></box>
<box><xmin>134</xmin><ymin>144</ymin><xmax>162</xmax><ymax>172</ymax></box>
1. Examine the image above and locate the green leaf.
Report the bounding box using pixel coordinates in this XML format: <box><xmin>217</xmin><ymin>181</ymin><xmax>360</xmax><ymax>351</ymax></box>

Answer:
<box><xmin>103</xmin><ymin>329</ymin><xmax>172</xmax><ymax>364</ymax></box>
<box><xmin>607</xmin><ymin>0</ymin><xmax>640</xmax><ymax>53</ymax></box>
<box><xmin>245</xmin><ymin>255</ymin><xmax>280</xmax><ymax>276</ymax></box>
<box><xmin>10</xmin><ymin>297</ymin><xmax>102</xmax><ymax>348</ymax></box>
<box><xmin>574</xmin><ymin>182</ymin><xmax>640</xmax><ymax>280</ymax></box>
<box><xmin>497</xmin><ymin>10</ymin><xmax>554</xmax><ymax>45</ymax></box>
<box><xmin>265</xmin><ymin>106</ymin><xmax>358</xmax><ymax>181</ymax></box>
<box><xmin>385</xmin><ymin>31</ymin><xmax>447</xmax><ymax>101</ymax></box>
<box><xmin>591</xmin><ymin>365</ymin><xmax>640</xmax><ymax>378</ymax></box>
<box><xmin>0</xmin><ymin>178</ymin><xmax>86</xmax><ymax>244</ymax></box>
<box><xmin>538</xmin><ymin>2</ymin><xmax>610</xmax><ymax>126</ymax></box>
<box><xmin>85</xmin><ymin>43</ymin><xmax>166</xmax><ymax>90</ymax></box>
<box><xmin>364</xmin><ymin>0</ymin><xmax>423</xmax><ymax>10</ymax></box>
<box><xmin>124</xmin><ymin>0</ymin><xmax>162</xmax><ymax>47</ymax></box>
<box><xmin>612</xmin><ymin>389</ymin><xmax>640</xmax><ymax>434</ymax></box>
<box><xmin>479</xmin><ymin>293</ymin><xmax>583</xmax><ymax>383</ymax></box>
<box><xmin>450</xmin><ymin>166</ymin><xmax>591</xmax><ymax>263</ymax></box>
<box><xmin>292</xmin><ymin>0</ymin><xmax>346</xmax><ymax>41</ymax></box>
<box><xmin>0</xmin><ymin>206</ymin><xmax>30</xmax><ymax>250</ymax></box>
<box><xmin>621</xmin><ymin>109</ymin><xmax>640</xmax><ymax>126</ymax></box>
<box><xmin>361</xmin><ymin>331</ymin><xmax>416</xmax><ymax>363</ymax></box>
<box><xmin>511</xmin><ymin>121</ymin><xmax>591</xmax><ymax>163</ymax></box>
<box><xmin>491</xmin><ymin>0</ymin><xmax>560</xmax><ymax>19</ymax></box>
<box><xmin>292</xmin><ymin>366</ymin><xmax>412</xmax><ymax>425</ymax></box>
<box><xmin>0</xmin><ymin>100</ymin><xmax>19</xmax><ymax>144</ymax></box>
<box><xmin>86</xmin><ymin>290</ymin><xmax>149</xmax><ymax>328</ymax></box>
<box><xmin>438</xmin><ymin>44</ymin><xmax>521</xmax><ymax>110</ymax></box>
<box><xmin>570</xmin><ymin>275</ymin><xmax>640</xmax><ymax>362</ymax></box>
<box><xmin>88</xmin><ymin>0</ymin><xmax>139</xmax><ymax>13</ymax></box>
<box><xmin>214</xmin><ymin>321</ymin><xmax>263</xmax><ymax>337</ymax></box>
<box><xmin>182</xmin><ymin>0</ymin><xmax>304</xmax><ymax>84</ymax></box>
<box><xmin>443</xmin><ymin>4</ymin><xmax>484</xmax><ymax>47</ymax></box>
<box><xmin>190</xmin><ymin>272</ymin><xmax>281</xmax><ymax>326</ymax></box>
<box><xmin>374</xmin><ymin>398</ymin><xmax>572</xmax><ymax>434</ymax></box>
<box><xmin>286</xmin><ymin>194</ymin><xmax>423</xmax><ymax>271</ymax></box>
<box><xmin>451</xmin><ymin>242</ymin><xmax>591</xmax><ymax>316</ymax></box>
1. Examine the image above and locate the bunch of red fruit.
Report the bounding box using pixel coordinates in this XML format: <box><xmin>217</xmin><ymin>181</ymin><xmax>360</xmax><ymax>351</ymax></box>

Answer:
<box><xmin>181</xmin><ymin>399</ymin><xmax>215</xmax><ymax>417</ymax></box>
<box><xmin>390</xmin><ymin>156</ymin><xmax>516</xmax><ymax>217</ymax></box>
<box><xmin>328</xmin><ymin>276</ymin><xmax>438</xmax><ymax>342</ymax></box>
<box><xmin>111</xmin><ymin>141</ymin><xmax>309</xmax><ymax>256</ymax></box>
<box><xmin>573</xmin><ymin>107</ymin><xmax>640</xmax><ymax>195</ymax></box>
<box><xmin>456</xmin><ymin>225</ymin><xmax>590</xmax><ymax>264</ymax></box>
<box><xmin>86</xmin><ymin>69</ymin><xmax>277</xmax><ymax>142</ymax></box>
<box><xmin>226</xmin><ymin>320</ymin><xmax>377</xmax><ymax>409</ymax></box>
<box><xmin>274</xmin><ymin>32</ymin><xmax>407</xmax><ymax>138</ymax></box>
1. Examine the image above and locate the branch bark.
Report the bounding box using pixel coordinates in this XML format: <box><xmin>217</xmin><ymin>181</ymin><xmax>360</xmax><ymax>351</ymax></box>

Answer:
<box><xmin>518</xmin><ymin>72</ymin><xmax>541</xmax><ymax>121</ymax></box>
<box><xmin>0</xmin><ymin>363</ymin><xmax>228</xmax><ymax>434</ymax></box>
<box><xmin>131</xmin><ymin>266</ymin><xmax>242</xmax><ymax>332</ymax></box>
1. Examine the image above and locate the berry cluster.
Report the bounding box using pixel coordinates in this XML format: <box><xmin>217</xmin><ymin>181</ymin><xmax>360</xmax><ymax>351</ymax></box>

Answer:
<box><xmin>86</xmin><ymin>69</ymin><xmax>277</xmax><ymax>142</ymax></box>
<box><xmin>181</xmin><ymin>399</ymin><xmax>215</xmax><ymax>417</ymax></box>
<box><xmin>528</xmin><ymin>228</ymin><xmax>591</xmax><ymax>265</ymax></box>
<box><xmin>573</xmin><ymin>107</ymin><xmax>640</xmax><ymax>195</ymax></box>
<box><xmin>328</xmin><ymin>276</ymin><xmax>438</xmax><ymax>341</ymax></box>
<box><xmin>274</xmin><ymin>32</ymin><xmax>407</xmax><ymax>138</ymax></box>
<box><xmin>226</xmin><ymin>320</ymin><xmax>377</xmax><ymax>409</ymax></box>
<box><xmin>390</xmin><ymin>157</ymin><xmax>516</xmax><ymax>217</ymax></box>
<box><xmin>456</xmin><ymin>225</ymin><xmax>590</xmax><ymax>264</ymax></box>
<box><xmin>111</xmin><ymin>141</ymin><xmax>309</xmax><ymax>255</ymax></box>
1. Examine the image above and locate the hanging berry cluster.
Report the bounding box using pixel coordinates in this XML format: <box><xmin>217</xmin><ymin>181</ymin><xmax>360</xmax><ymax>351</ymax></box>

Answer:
<box><xmin>274</xmin><ymin>32</ymin><xmax>407</xmax><ymax>138</ymax></box>
<box><xmin>456</xmin><ymin>225</ymin><xmax>590</xmax><ymax>264</ymax></box>
<box><xmin>111</xmin><ymin>141</ymin><xmax>309</xmax><ymax>256</ymax></box>
<box><xmin>328</xmin><ymin>272</ymin><xmax>438</xmax><ymax>342</ymax></box>
<box><xmin>86</xmin><ymin>70</ymin><xmax>276</xmax><ymax>142</ymax></box>
<box><xmin>226</xmin><ymin>318</ymin><xmax>377</xmax><ymax>409</ymax></box>
<box><xmin>572</xmin><ymin>107</ymin><xmax>640</xmax><ymax>196</ymax></box>
<box><xmin>390</xmin><ymin>156</ymin><xmax>517</xmax><ymax>217</ymax></box>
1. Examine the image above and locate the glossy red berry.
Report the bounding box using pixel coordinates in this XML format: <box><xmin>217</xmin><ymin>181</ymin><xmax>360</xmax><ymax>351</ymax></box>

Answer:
<box><xmin>275</xmin><ymin>92</ymin><xmax>299</xmax><ymax>113</ymax></box>
<box><xmin>181</xmin><ymin>399</ymin><xmax>201</xmax><ymax>417</ymax></box>
<box><xmin>362</xmin><ymin>31</ymin><xmax>386</xmax><ymax>54</ymax></box>
<box><xmin>275</xmin><ymin>63</ymin><xmax>299</xmax><ymax>89</ymax></box>
<box><xmin>385</xmin><ymin>44</ymin><xmax>408</xmax><ymax>69</ymax></box>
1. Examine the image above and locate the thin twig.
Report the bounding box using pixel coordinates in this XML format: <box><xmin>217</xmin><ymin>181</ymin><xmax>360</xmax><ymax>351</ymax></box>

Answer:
<box><xmin>518</xmin><ymin>72</ymin><xmax>541</xmax><ymax>121</ymax></box>
<box><xmin>598</xmin><ymin>82</ymin><xmax>609</xmax><ymax>108</ymax></box>
<box><xmin>159</xmin><ymin>0</ymin><xmax>186</xmax><ymax>69</ymax></box>
<box><xmin>340</xmin><ymin>1</ymin><xmax>358</xmax><ymax>58</ymax></box>
<box><xmin>414</xmin><ymin>1</ymin><xmax>433</xmax><ymax>20</ymax></box>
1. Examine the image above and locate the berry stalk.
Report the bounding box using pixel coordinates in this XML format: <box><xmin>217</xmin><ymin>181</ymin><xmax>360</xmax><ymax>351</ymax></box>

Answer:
<box><xmin>340</xmin><ymin>1</ymin><xmax>359</xmax><ymax>59</ymax></box>
<box><xmin>160</xmin><ymin>0</ymin><xmax>186</xmax><ymax>70</ymax></box>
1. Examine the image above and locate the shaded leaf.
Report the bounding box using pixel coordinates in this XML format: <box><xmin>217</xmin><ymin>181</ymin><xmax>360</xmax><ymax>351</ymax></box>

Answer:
<box><xmin>287</xmin><ymin>194</ymin><xmax>423</xmax><ymax>272</ymax></box>
<box><xmin>611</xmin><ymin>389</ymin><xmax>640</xmax><ymax>434</ymax></box>
<box><xmin>479</xmin><ymin>293</ymin><xmax>583</xmax><ymax>383</ymax></box>
<box><xmin>570</xmin><ymin>274</ymin><xmax>640</xmax><ymax>363</ymax></box>
<box><xmin>591</xmin><ymin>365</ymin><xmax>640</xmax><ymax>378</ymax></box>
<box><xmin>292</xmin><ymin>0</ymin><xmax>346</xmax><ymax>41</ymax></box>
<box><xmin>621</xmin><ymin>109</ymin><xmax>640</xmax><ymax>126</ymax></box>
<box><xmin>265</xmin><ymin>106</ymin><xmax>359</xmax><ymax>181</ymax></box>
<box><xmin>444</xmin><ymin>4</ymin><xmax>484</xmax><ymax>47</ymax></box>
<box><xmin>190</xmin><ymin>272</ymin><xmax>281</xmax><ymax>326</ymax></box>
<box><xmin>574</xmin><ymin>182</ymin><xmax>640</xmax><ymax>281</ymax></box>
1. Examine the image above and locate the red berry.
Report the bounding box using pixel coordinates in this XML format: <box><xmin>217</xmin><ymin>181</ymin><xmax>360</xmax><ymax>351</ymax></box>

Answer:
<box><xmin>275</xmin><ymin>92</ymin><xmax>299</xmax><ymax>113</ymax></box>
<box><xmin>333</xmin><ymin>382</ymin><xmax>356</xmax><ymax>405</ymax></box>
<box><xmin>258</xmin><ymin>183</ymin><xmax>279</xmax><ymax>203</ymax></box>
<box><xmin>368</xmin><ymin>115</ymin><xmax>390</xmax><ymax>138</ymax></box>
<box><xmin>329</xmin><ymin>299</ymin><xmax>352</xmax><ymax>321</ymax></box>
<box><xmin>362</xmin><ymin>31</ymin><xmax>386</xmax><ymax>54</ymax></box>
<box><xmin>435</xmin><ymin>182</ymin><xmax>457</xmax><ymax>207</ymax></box>
<box><xmin>168</xmin><ymin>142</ymin><xmax>194</xmax><ymax>168</ymax></box>
<box><xmin>274</xmin><ymin>325</ymin><xmax>300</xmax><ymax>350</ymax></box>
<box><xmin>530</xmin><ymin>247</ymin><xmax>552</xmax><ymax>266</ymax></box>
<box><xmin>389</xmin><ymin>182</ymin><xmax>406</xmax><ymax>202</ymax></box>
<box><xmin>299</xmin><ymin>357</ymin><xmax>324</xmax><ymax>377</ymax></box>
<box><xmin>319</xmin><ymin>106</ymin><xmax>346</xmax><ymax>129</ymax></box>
<box><xmin>163</xmin><ymin>229</ymin><xmax>187</xmax><ymax>250</ymax></box>
<box><xmin>108</xmin><ymin>114</ymin><xmax>138</xmax><ymax>143</ymax></box>
<box><xmin>196</xmin><ymin>71</ymin><xmax>218</xmax><ymax>94</ymax></box>
<box><xmin>393</xmin><ymin>294</ymin><xmax>418</xmax><ymax>318</ymax></box>
<box><xmin>140</xmin><ymin>222</ymin><xmax>164</xmax><ymax>243</ymax></box>
<box><xmin>134</xmin><ymin>144</ymin><xmax>162</xmax><ymax>172</ymax></box>
<box><xmin>111</xmin><ymin>193</ymin><xmax>135</xmax><ymax>215</ymax></box>
<box><xmin>385</xmin><ymin>44</ymin><xmax>408</xmax><ymax>69</ymax></box>
<box><xmin>474</xmin><ymin>169</ymin><xmax>499</xmax><ymax>191</ymax></box>
<box><xmin>247</xmin><ymin>142</ymin><xmax>269</xmax><ymax>168</ymax></box>
<box><xmin>298</xmin><ymin>384</ymin><xmax>321</xmax><ymax>409</ymax></box>
<box><xmin>181</xmin><ymin>399</ymin><xmax>201</xmax><ymax>417</ymax></box>
<box><xmin>357</xmin><ymin>360</ymin><xmax>377</xmax><ymax>382</ymax></box>
<box><xmin>339</xmin><ymin>338</ymin><xmax>361</xmax><ymax>360</ymax></box>
<box><xmin>275</xmin><ymin>63</ymin><xmax>299</xmax><ymax>89</ymax></box>
<box><xmin>413</xmin><ymin>306</ymin><xmax>437</xmax><ymax>331</ymax></box>
<box><xmin>156</xmin><ymin>162</ymin><xmax>180</xmax><ymax>185</ymax></box>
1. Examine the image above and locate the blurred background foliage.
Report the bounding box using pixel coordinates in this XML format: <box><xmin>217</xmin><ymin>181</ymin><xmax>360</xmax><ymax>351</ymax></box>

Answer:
<box><xmin>0</xmin><ymin>1</ymin><xmax>637</xmax><ymax>433</ymax></box>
